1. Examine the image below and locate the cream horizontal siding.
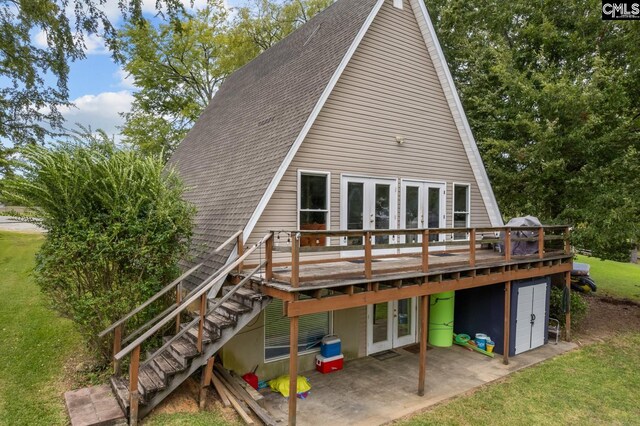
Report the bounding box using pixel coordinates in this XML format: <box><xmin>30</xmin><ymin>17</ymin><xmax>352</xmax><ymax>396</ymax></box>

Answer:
<box><xmin>247</xmin><ymin>0</ymin><xmax>493</xmax><ymax>262</ymax></box>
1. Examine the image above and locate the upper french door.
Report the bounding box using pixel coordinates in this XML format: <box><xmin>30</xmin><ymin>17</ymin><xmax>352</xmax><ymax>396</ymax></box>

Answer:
<box><xmin>400</xmin><ymin>180</ymin><xmax>446</xmax><ymax>252</ymax></box>
<box><xmin>340</xmin><ymin>175</ymin><xmax>397</xmax><ymax>256</ymax></box>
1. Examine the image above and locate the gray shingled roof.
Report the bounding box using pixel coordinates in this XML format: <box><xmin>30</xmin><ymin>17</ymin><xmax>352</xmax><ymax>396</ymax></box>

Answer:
<box><xmin>168</xmin><ymin>0</ymin><xmax>379</xmax><ymax>287</ymax></box>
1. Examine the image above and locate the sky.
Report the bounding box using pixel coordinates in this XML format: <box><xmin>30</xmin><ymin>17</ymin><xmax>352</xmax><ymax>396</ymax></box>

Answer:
<box><xmin>37</xmin><ymin>0</ymin><xmax>241</xmax><ymax>140</ymax></box>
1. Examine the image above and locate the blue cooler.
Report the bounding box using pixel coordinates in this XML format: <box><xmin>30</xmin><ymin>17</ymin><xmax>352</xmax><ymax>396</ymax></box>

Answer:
<box><xmin>320</xmin><ymin>335</ymin><xmax>341</xmax><ymax>357</ymax></box>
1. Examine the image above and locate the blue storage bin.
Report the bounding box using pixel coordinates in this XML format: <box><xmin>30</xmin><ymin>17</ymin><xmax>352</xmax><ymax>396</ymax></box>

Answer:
<box><xmin>321</xmin><ymin>335</ymin><xmax>341</xmax><ymax>357</ymax></box>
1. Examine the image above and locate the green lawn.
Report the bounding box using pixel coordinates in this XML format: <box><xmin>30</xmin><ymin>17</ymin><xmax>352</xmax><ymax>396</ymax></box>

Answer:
<box><xmin>401</xmin><ymin>332</ymin><xmax>640</xmax><ymax>425</ymax></box>
<box><xmin>575</xmin><ymin>255</ymin><xmax>640</xmax><ymax>302</ymax></box>
<box><xmin>0</xmin><ymin>231</ymin><xmax>82</xmax><ymax>426</ymax></box>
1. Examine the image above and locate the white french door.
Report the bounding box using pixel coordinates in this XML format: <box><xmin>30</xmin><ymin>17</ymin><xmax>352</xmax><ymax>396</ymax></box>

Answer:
<box><xmin>340</xmin><ymin>175</ymin><xmax>397</xmax><ymax>256</ymax></box>
<box><xmin>367</xmin><ymin>298</ymin><xmax>417</xmax><ymax>354</ymax></box>
<box><xmin>400</xmin><ymin>180</ymin><xmax>446</xmax><ymax>252</ymax></box>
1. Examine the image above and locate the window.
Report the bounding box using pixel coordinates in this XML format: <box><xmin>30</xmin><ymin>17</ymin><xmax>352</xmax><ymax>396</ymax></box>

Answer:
<box><xmin>453</xmin><ymin>184</ymin><xmax>470</xmax><ymax>240</ymax></box>
<box><xmin>299</xmin><ymin>171</ymin><xmax>329</xmax><ymax>246</ymax></box>
<box><xmin>264</xmin><ymin>299</ymin><xmax>331</xmax><ymax>361</ymax></box>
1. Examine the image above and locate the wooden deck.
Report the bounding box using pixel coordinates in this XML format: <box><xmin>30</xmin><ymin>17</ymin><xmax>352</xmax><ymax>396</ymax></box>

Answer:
<box><xmin>260</xmin><ymin>249</ymin><xmax>568</xmax><ymax>291</ymax></box>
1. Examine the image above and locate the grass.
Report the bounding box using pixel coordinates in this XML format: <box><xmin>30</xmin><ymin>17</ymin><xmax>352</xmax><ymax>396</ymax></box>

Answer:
<box><xmin>0</xmin><ymin>231</ymin><xmax>82</xmax><ymax>426</ymax></box>
<box><xmin>144</xmin><ymin>412</ymin><xmax>235</xmax><ymax>425</ymax></box>
<box><xmin>400</xmin><ymin>332</ymin><xmax>640</xmax><ymax>425</ymax></box>
<box><xmin>575</xmin><ymin>255</ymin><xmax>640</xmax><ymax>302</ymax></box>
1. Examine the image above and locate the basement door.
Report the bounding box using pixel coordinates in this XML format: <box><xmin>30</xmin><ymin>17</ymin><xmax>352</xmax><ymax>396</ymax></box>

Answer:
<box><xmin>366</xmin><ymin>298</ymin><xmax>417</xmax><ymax>354</ymax></box>
<box><xmin>514</xmin><ymin>283</ymin><xmax>548</xmax><ymax>355</ymax></box>
<box><xmin>340</xmin><ymin>176</ymin><xmax>398</xmax><ymax>256</ymax></box>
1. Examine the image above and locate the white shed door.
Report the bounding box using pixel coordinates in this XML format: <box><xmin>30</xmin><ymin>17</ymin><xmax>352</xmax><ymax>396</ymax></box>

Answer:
<box><xmin>514</xmin><ymin>286</ymin><xmax>534</xmax><ymax>355</ymax></box>
<box><xmin>530</xmin><ymin>283</ymin><xmax>548</xmax><ymax>349</ymax></box>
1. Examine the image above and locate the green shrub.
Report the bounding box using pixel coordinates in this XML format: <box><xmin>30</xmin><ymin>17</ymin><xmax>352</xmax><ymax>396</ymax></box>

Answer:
<box><xmin>2</xmin><ymin>135</ymin><xmax>194</xmax><ymax>363</ymax></box>
<box><xmin>550</xmin><ymin>286</ymin><xmax>588</xmax><ymax>328</ymax></box>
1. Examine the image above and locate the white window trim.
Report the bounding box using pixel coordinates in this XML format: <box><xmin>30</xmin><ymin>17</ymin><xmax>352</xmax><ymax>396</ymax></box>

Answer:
<box><xmin>263</xmin><ymin>309</ymin><xmax>334</xmax><ymax>363</ymax></box>
<box><xmin>297</xmin><ymin>170</ymin><xmax>331</xmax><ymax>241</ymax></box>
<box><xmin>452</xmin><ymin>182</ymin><xmax>471</xmax><ymax>240</ymax></box>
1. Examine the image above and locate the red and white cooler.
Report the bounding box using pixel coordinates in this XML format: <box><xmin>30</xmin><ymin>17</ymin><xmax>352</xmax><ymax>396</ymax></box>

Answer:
<box><xmin>315</xmin><ymin>354</ymin><xmax>344</xmax><ymax>374</ymax></box>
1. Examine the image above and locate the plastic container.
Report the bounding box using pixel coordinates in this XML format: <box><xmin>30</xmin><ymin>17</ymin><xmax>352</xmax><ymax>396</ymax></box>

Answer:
<box><xmin>475</xmin><ymin>333</ymin><xmax>488</xmax><ymax>350</ymax></box>
<box><xmin>242</xmin><ymin>372</ymin><xmax>259</xmax><ymax>390</ymax></box>
<box><xmin>429</xmin><ymin>291</ymin><xmax>455</xmax><ymax>347</ymax></box>
<box><xmin>315</xmin><ymin>354</ymin><xmax>344</xmax><ymax>374</ymax></box>
<box><xmin>486</xmin><ymin>340</ymin><xmax>495</xmax><ymax>353</ymax></box>
<box><xmin>321</xmin><ymin>335</ymin><xmax>342</xmax><ymax>358</ymax></box>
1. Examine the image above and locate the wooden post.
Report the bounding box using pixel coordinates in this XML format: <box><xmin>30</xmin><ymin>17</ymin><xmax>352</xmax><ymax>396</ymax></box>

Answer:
<box><xmin>564</xmin><ymin>227</ymin><xmax>571</xmax><ymax>255</ymax></box>
<box><xmin>418</xmin><ymin>294</ymin><xmax>429</xmax><ymax>396</ymax></box>
<box><xmin>504</xmin><ymin>228</ymin><xmax>512</xmax><ymax>262</ymax></box>
<box><xmin>565</xmin><ymin>271</ymin><xmax>572</xmax><ymax>341</ymax></box>
<box><xmin>291</xmin><ymin>233</ymin><xmax>300</xmax><ymax>288</ymax></box>
<box><xmin>199</xmin><ymin>357</ymin><xmax>215</xmax><ymax>410</ymax></box>
<box><xmin>113</xmin><ymin>324</ymin><xmax>122</xmax><ymax>375</ymax></box>
<box><xmin>365</xmin><ymin>231</ymin><xmax>373</xmax><ymax>279</ymax></box>
<box><xmin>503</xmin><ymin>281</ymin><xmax>511</xmax><ymax>365</ymax></box>
<box><xmin>422</xmin><ymin>230</ymin><xmax>429</xmax><ymax>273</ymax></box>
<box><xmin>265</xmin><ymin>233</ymin><xmax>273</xmax><ymax>281</ymax></box>
<box><xmin>175</xmin><ymin>283</ymin><xmax>182</xmax><ymax>334</ymax></box>
<box><xmin>538</xmin><ymin>227</ymin><xmax>545</xmax><ymax>259</ymax></box>
<box><xmin>469</xmin><ymin>228</ymin><xmax>476</xmax><ymax>267</ymax></box>
<box><xmin>288</xmin><ymin>315</ymin><xmax>299</xmax><ymax>426</ymax></box>
<box><xmin>129</xmin><ymin>345</ymin><xmax>141</xmax><ymax>426</ymax></box>
<box><xmin>198</xmin><ymin>293</ymin><xmax>206</xmax><ymax>353</ymax></box>
<box><xmin>237</xmin><ymin>232</ymin><xmax>244</xmax><ymax>273</ymax></box>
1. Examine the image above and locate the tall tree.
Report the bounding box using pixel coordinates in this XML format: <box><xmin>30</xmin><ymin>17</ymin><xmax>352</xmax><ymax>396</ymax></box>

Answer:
<box><xmin>119</xmin><ymin>0</ymin><xmax>333</xmax><ymax>158</ymax></box>
<box><xmin>0</xmin><ymin>0</ymin><xmax>183</xmax><ymax>147</ymax></box>
<box><xmin>427</xmin><ymin>0</ymin><xmax>640</xmax><ymax>261</ymax></box>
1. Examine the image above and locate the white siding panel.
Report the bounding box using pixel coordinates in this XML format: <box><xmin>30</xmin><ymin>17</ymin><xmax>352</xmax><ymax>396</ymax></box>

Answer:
<box><xmin>248</xmin><ymin>0</ymin><xmax>493</xmax><ymax>261</ymax></box>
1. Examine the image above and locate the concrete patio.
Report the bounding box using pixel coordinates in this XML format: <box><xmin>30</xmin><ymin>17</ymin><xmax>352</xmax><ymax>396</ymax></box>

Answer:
<box><xmin>262</xmin><ymin>341</ymin><xmax>576</xmax><ymax>425</ymax></box>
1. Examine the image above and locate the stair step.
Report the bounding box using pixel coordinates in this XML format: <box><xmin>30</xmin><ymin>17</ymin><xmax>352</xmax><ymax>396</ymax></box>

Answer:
<box><xmin>181</xmin><ymin>323</ymin><xmax>220</xmax><ymax>346</ymax></box>
<box><xmin>213</xmin><ymin>299</ymin><xmax>251</xmax><ymax>318</ymax></box>
<box><xmin>205</xmin><ymin>313</ymin><xmax>236</xmax><ymax>330</ymax></box>
<box><xmin>138</xmin><ymin>365</ymin><xmax>166</xmax><ymax>398</ymax></box>
<box><xmin>170</xmin><ymin>336</ymin><xmax>199</xmax><ymax>359</ymax></box>
<box><xmin>223</xmin><ymin>286</ymin><xmax>263</xmax><ymax>303</ymax></box>
<box><xmin>110</xmin><ymin>376</ymin><xmax>144</xmax><ymax>414</ymax></box>
<box><xmin>151</xmin><ymin>351</ymin><xmax>186</xmax><ymax>379</ymax></box>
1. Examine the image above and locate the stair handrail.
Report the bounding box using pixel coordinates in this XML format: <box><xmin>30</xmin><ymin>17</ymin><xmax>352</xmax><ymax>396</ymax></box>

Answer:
<box><xmin>140</xmin><ymin>260</ymin><xmax>266</xmax><ymax>368</ymax></box>
<box><xmin>99</xmin><ymin>229</ymin><xmax>245</xmax><ymax>339</ymax></box>
<box><xmin>114</xmin><ymin>232</ymin><xmax>273</xmax><ymax>363</ymax></box>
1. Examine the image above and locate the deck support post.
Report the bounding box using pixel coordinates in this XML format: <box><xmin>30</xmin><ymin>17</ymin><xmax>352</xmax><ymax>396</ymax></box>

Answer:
<box><xmin>113</xmin><ymin>324</ymin><xmax>122</xmax><ymax>375</ymax></box>
<box><xmin>469</xmin><ymin>229</ymin><xmax>476</xmax><ymax>267</ymax></box>
<box><xmin>288</xmin><ymin>314</ymin><xmax>299</xmax><ymax>426</ymax></box>
<box><xmin>422</xmin><ymin>230</ymin><xmax>429</xmax><ymax>273</ymax></box>
<box><xmin>291</xmin><ymin>233</ymin><xmax>300</xmax><ymax>288</ymax></box>
<box><xmin>504</xmin><ymin>228</ymin><xmax>512</xmax><ymax>262</ymax></box>
<box><xmin>237</xmin><ymin>232</ymin><xmax>244</xmax><ymax>273</ymax></box>
<box><xmin>265</xmin><ymin>233</ymin><xmax>273</xmax><ymax>281</ymax></box>
<box><xmin>129</xmin><ymin>345</ymin><xmax>141</xmax><ymax>426</ymax></box>
<box><xmin>564</xmin><ymin>271</ymin><xmax>571</xmax><ymax>341</ymax></box>
<box><xmin>503</xmin><ymin>281</ymin><xmax>511</xmax><ymax>365</ymax></box>
<box><xmin>418</xmin><ymin>294</ymin><xmax>429</xmax><ymax>396</ymax></box>
<box><xmin>199</xmin><ymin>357</ymin><xmax>215</xmax><ymax>410</ymax></box>
<box><xmin>365</xmin><ymin>231</ymin><xmax>373</xmax><ymax>279</ymax></box>
<box><xmin>538</xmin><ymin>227</ymin><xmax>545</xmax><ymax>259</ymax></box>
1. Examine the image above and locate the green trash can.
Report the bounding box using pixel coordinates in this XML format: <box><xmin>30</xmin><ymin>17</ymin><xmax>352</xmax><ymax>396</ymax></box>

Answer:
<box><xmin>428</xmin><ymin>291</ymin><xmax>455</xmax><ymax>347</ymax></box>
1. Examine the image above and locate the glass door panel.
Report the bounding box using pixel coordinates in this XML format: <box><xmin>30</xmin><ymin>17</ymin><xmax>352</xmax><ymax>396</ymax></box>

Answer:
<box><xmin>374</xmin><ymin>184</ymin><xmax>390</xmax><ymax>245</ymax></box>
<box><xmin>396</xmin><ymin>298</ymin><xmax>412</xmax><ymax>339</ymax></box>
<box><xmin>367</xmin><ymin>302</ymin><xmax>393</xmax><ymax>353</ymax></box>
<box><xmin>347</xmin><ymin>181</ymin><xmax>364</xmax><ymax>246</ymax></box>
<box><xmin>427</xmin><ymin>187</ymin><xmax>441</xmax><ymax>242</ymax></box>
<box><xmin>404</xmin><ymin>185</ymin><xmax>421</xmax><ymax>244</ymax></box>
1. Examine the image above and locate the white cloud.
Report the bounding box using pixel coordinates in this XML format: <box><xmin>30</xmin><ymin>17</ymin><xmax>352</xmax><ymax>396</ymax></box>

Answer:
<box><xmin>114</xmin><ymin>68</ymin><xmax>137</xmax><ymax>90</ymax></box>
<box><xmin>59</xmin><ymin>91</ymin><xmax>134</xmax><ymax>136</ymax></box>
<box><xmin>33</xmin><ymin>30</ymin><xmax>108</xmax><ymax>55</ymax></box>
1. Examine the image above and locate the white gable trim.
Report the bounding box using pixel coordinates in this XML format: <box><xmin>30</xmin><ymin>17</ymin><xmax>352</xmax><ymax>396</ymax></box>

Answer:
<box><xmin>409</xmin><ymin>0</ymin><xmax>503</xmax><ymax>226</ymax></box>
<box><xmin>242</xmin><ymin>0</ymin><xmax>386</xmax><ymax>242</ymax></box>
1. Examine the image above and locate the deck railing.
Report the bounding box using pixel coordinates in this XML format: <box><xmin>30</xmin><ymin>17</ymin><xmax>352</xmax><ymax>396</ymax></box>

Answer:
<box><xmin>262</xmin><ymin>225</ymin><xmax>570</xmax><ymax>287</ymax></box>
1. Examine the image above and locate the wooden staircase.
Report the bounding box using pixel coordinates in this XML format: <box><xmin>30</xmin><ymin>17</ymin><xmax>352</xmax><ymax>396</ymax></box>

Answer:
<box><xmin>110</xmin><ymin>287</ymin><xmax>269</xmax><ymax>419</ymax></box>
<box><xmin>99</xmin><ymin>231</ymin><xmax>274</xmax><ymax>425</ymax></box>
